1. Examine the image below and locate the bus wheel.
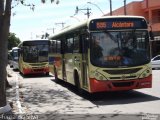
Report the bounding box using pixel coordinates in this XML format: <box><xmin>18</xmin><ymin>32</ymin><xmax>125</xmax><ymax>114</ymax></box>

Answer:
<box><xmin>74</xmin><ymin>71</ymin><xmax>84</xmax><ymax>95</ymax></box>
<box><xmin>46</xmin><ymin>72</ymin><xmax>49</xmax><ymax>76</ymax></box>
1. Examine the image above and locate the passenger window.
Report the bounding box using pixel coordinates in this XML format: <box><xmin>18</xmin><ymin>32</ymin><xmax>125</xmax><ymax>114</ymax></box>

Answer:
<box><xmin>50</xmin><ymin>40</ymin><xmax>56</xmax><ymax>53</ymax></box>
<box><xmin>66</xmin><ymin>37</ymin><xmax>73</xmax><ymax>53</ymax></box>
<box><xmin>73</xmin><ymin>36</ymin><xmax>79</xmax><ymax>53</ymax></box>
<box><xmin>56</xmin><ymin>40</ymin><xmax>61</xmax><ymax>53</ymax></box>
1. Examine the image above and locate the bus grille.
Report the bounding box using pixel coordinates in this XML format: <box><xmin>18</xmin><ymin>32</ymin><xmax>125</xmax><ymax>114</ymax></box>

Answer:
<box><xmin>112</xmin><ymin>81</ymin><xmax>134</xmax><ymax>87</ymax></box>
<box><xmin>109</xmin><ymin>76</ymin><xmax>137</xmax><ymax>80</ymax></box>
<box><xmin>29</xmin><ymin>63</ymin><xmax>47</xmax><ymax>66</ymax></box>
<box><xmin>33</xmin><ymin>69</ymin><xmax>44</xmax><ymax>72</ymax></box>
<box><xmin>104</xmin><ymin>68</ymin><xmax>142</xmax><ymax>75</ymax></box>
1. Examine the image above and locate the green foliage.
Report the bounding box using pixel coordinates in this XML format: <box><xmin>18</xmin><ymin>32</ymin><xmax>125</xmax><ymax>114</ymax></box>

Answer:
<box><xmin>8</xmin><ymin>33</ymin><xmax>21</xmax><ymax>50</ymax></box>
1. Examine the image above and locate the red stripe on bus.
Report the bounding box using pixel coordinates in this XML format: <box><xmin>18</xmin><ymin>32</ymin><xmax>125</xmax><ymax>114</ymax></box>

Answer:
<box><xmin>23</xmin><ymin>67</ymin><xmax>49</xmax><ymax>75</ymax></box>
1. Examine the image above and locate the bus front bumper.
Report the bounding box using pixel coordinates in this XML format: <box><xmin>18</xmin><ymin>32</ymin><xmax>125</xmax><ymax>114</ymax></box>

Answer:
<box><xmin>89</xmin><ymin>75</ymin><xmax>152</xmax><ymax>93</ymax></box>
<box><xmin>23</xmin><ymin>67</ymin><xmax>49</xmax><ymax>75</ymax></box>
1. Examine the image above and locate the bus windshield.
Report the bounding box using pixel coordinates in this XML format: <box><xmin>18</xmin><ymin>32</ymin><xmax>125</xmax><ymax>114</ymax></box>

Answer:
<box><xmin>90</xmin><ymin>30</ymin><xmax>150</xmax><ymax>67</ymax></box>
<box><xmin>23</xmin><ymin>44</ymin><xmax>48</xmax><ymax>63</ymax></box>
<box><xmin>12</xmin><ymin>50</ymin><xmax>19</xmax><ymax>61</ymax></box>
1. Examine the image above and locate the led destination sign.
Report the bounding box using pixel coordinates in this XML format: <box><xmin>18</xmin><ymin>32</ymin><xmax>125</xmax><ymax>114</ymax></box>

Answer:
<box><xmin>89</xmin><ymin>18</ymin><xmax>148</xmax><ymax>30</ymax></box>
<box><xmin>112</xmin><ymin>22</ymin><xmax>134</xmax><ymax>28</ymax></box>
<box><xmin>96</xmin><ymin>21</ymin><xmax>134</xmax><ymax>29</ymax></box>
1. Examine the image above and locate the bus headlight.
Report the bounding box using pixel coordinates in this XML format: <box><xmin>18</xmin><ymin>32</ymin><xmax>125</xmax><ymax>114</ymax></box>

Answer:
<box><xmin>139</xmin><ymin>69</ymin><xmax>151</xmax><ymax>78</ymax></box>
<box><xmin>94</xmin><ymin>72</ymin><xmax>106</xmax><ymax>81</ymax></box>
<box><xmin>99</xmin><ymin>76</ymin><xmax>104</xmax><ymax>80</ymax></box>
<box><xmin>23</xmin><ymin>63</ymin><xmax>32</xmax><ymax>69</ymax></box>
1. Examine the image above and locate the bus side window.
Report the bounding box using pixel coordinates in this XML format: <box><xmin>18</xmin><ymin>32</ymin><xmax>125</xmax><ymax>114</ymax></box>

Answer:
<box><xmin>73</xmin><ymin>36</ymin><xmax>79</xmax><ymax>53</ymax></box>
<box><xmin>81</xmin><ymin>34</ymin><xmax>89</xmax><ymax>53</ymax></box>
<box><xmin>66</xmin><ymin>37</ymin><xmax>73</xmax><ymax>53</ymax></box>
<box><xmin>50</xmin><ymin>40</ymin><xmax>56</xmax><ymax>53</ymax></box>
<box><xmin>49</xmin><ymin>41</ymin><xmax>52</xmax><ymax>53</ymax></box>
<box><xmin>56</xmin><ymin>40</ymin><xmax>61</xmax><ymax>53</ymax></box>
<box><xmin>18</xmin><ymin>49</ymin><xmax>20</xmax><ymax>57</ymax></box>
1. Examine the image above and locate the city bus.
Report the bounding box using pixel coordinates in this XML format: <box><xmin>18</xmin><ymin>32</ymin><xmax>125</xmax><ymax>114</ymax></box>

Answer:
<box><xmin>9</xmin><ymin>47</ymin><xmax>19</xmax><ymax>70</ymax></box>
<box><xmin>49</xmin><ymin>16</ymin><xmax>152</xmax><ymax>93</ymax></box>
<box><xmin>18</xmin><ymin>40</ymin><xmax>49</xmax><ymax>75</ymax></box>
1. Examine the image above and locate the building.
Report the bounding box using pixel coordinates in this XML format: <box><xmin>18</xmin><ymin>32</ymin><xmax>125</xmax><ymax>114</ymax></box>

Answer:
<box><xmin>105</xmin><ymin>0</ymin><xmax>160</xmax><ymax>57</ymax></box>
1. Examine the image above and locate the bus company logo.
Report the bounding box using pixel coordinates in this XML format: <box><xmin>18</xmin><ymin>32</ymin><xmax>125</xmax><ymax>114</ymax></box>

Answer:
<box><xmin>121</xmin><ymin>75</ymin><xmax>126</xmax><ymax>80</ymax></box>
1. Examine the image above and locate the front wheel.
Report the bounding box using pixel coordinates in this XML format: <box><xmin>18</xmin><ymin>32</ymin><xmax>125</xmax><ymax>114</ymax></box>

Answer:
<box><xmin>74</xmin><ymin>71</ymin><xmax>84</xmax><ymax>95</ymax></box>
<box><xmin>46</xmin><ymin>72</ymin><xmax>49</xmax><ymax>76</ymax></box>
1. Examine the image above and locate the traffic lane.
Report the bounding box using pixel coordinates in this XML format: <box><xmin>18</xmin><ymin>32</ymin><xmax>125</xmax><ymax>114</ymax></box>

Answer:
<box><xmin>54</xmin><ymin>79</ymin><xmax>160</xmax><ymax>114</ymax></box>
<box><xmin>53</xmin><ymin>78</ymin><xmax>159</xmax><ymax>104</ymax></box>
<box><xmin>53</xmin><ymin>69</ymin><xmax>160</xmax><ymax>114</ymax></box>
<box><xmin>17</xmin><ymin>74</ymin><xmax>96</xmax><ymax>114</ymax></box>
<box><xmin>86</xmin><ymin>70</ymin><xmax>160</xmax><ymax>114</ymax></box>
<box><xmin>16</xmin><ymin>70</ymin><xmax>160</xmax><ymax>114</ymax></box>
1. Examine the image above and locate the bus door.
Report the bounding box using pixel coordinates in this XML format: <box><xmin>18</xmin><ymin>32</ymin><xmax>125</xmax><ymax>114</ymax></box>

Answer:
<box><xmin>63</xmin><ymin>37</ymin><xmax>74</xmax><ymax>84</ymax></box>
<box><xmin>80</xmin><ymin>34</ymin><xmax>89</xmax><ymax>88</ymax></box>
<box><xmin>49</xmin><ymin>40</ymin><xmax>64</xmax><ymax>80</ymax></box>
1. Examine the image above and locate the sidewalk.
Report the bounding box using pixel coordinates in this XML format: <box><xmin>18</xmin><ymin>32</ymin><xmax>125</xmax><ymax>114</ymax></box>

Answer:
<box><xmin>6</xmin><ymin>66</ymin><xmax>25</xmax><ymax>114</ymax></box>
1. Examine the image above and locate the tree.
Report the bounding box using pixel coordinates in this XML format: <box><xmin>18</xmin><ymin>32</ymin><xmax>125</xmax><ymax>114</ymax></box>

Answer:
<box><xmin>0</xmin><ymin>0</ymin><xmax>12</xmax><ymax>108</ymax></box>
<box><xmin>8</xmin><ymin>33</ymin><xmax>21</xmax><ymax>50</ymax></box>
<box><xmin>0</xmin><ymin>0</ymin><xmax>59</xmax><ymax>111</ymax></box>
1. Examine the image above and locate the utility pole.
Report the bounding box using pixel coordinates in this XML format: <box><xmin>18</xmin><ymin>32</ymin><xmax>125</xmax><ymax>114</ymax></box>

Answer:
<box><xmin>75</xmin><ymin>6</ymin><xmax>91</xmax><ymax>18</ymax></box>
<box><xmin>47</xmin><ymin>28</ymin><xmax>55</xmax><ymax>34</ymax></box>
<box><xmin>109</xmin><ymin>0</ymin><xmax>112</xmax><ymax>16</ymax></box>
<box><xmin>124</xmin><ymin>0</ymin><xmax>127</xmax><ymax>15</ymax></box>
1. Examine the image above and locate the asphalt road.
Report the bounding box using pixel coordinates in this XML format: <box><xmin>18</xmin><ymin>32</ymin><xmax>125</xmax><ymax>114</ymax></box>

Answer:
<box><xmin>7</xmin><ymin>69</ymin><xmax>160</xmax><ymax>120</ymax></box>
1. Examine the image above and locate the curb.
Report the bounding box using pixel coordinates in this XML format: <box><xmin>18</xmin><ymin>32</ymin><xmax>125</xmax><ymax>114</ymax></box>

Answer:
<box><xmin>15</xmin><ymin>74</ymin><xmax>24</xmax><ymax>114</ymax></box>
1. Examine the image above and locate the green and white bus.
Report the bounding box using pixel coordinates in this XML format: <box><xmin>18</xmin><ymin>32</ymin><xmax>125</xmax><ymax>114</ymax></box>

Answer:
<box><xmin>18</xmin><ymin>40</ymin><xmax>49</xmax><ymax>75</ymax></box>
<box><xmin>49</xmin><ymin>16</ymin><xmax>152</xmax><ymax>93</ymax></box>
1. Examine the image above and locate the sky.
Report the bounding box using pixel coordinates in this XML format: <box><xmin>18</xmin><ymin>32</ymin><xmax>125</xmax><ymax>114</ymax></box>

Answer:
<box><xmin>10</xmin><ymin>0</ymin><xmax>142</xmax><ymax>41</ymax></box>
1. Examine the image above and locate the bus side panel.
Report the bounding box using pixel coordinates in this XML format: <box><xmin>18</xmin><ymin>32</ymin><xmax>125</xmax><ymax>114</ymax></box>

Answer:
<box><xmin>51</xmin><ymin>54</ymin><xmax>63</xmax><ymax>80</ymax></box>
<box><xmin>49</xmin><ymin>53</ymin><xmax>54</xmax><ymax>75</ymax></box>
<box><xmin>19</xmin><ymin>55</ymin><xmax>24</xmax><ymax>74</ymax></box>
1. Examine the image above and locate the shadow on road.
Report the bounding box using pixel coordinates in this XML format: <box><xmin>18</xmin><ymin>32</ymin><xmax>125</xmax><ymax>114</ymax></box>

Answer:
<box><xmin>51</xmin><ymin>78</ymin><xmax>160</xmax><ymax>106</ymax></box>
<box><xmin>87</xmin><ymin>90</ymin><xmax>160</xmax><ymax>106</ymax></box>
<box><xmin>21</xmin><ymin>82</ymin><xmax>73</xmax><ymax>112</ymax></box>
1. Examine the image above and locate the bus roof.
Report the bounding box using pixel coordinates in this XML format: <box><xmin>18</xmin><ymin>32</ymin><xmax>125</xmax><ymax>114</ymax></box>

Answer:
<box><xmin>49</xmin><ymin>20</ymin><xmax>88</xmax><ymax>39</ymax></box>
<box><xmin>49</xmin><ymin>15</ymin><xmax>146</xmax><ymax>40</ymax></box>
<box><xmin>21</xmin><ymin>39</ymin><xmax>48</xmax><ymax>42</ymax></box>
<box><xmin>18</xmin><ymin>39</ymin><xmax>49</xmax><ymax>47</ymax></box>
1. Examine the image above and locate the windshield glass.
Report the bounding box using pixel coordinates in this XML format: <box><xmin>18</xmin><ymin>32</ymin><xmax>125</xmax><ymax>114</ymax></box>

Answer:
<box><xmin>23</xmin><ymin>44</ymin><xmax>48</xmax><ymax>63</ymax></box>
<box><xmin>12</xmin><ymin>50</ymin><xmax>19</xmax><ymax>60</ymax></box>
<box><xmin>90</xmin><ymin>30</ymin><xmax>150</xmax><ymax>67</ymax></box>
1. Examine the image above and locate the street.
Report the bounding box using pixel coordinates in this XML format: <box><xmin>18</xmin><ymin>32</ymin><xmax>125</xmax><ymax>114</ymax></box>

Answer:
<box><xmin>7</xmin><ymin>68</ymin><xmax>160</xmax><ymax>120</ymax></box>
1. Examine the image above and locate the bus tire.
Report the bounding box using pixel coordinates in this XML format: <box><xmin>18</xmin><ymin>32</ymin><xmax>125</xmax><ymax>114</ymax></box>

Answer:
<box><xmin>46</xmin><ymin>72</ymin><xmax>49</xmax><ymax>76</ymax></box>
<box><xmin>74</xmin><ymin>71</ymin><xmax>83</xmax><ymax>94</ymax></box>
